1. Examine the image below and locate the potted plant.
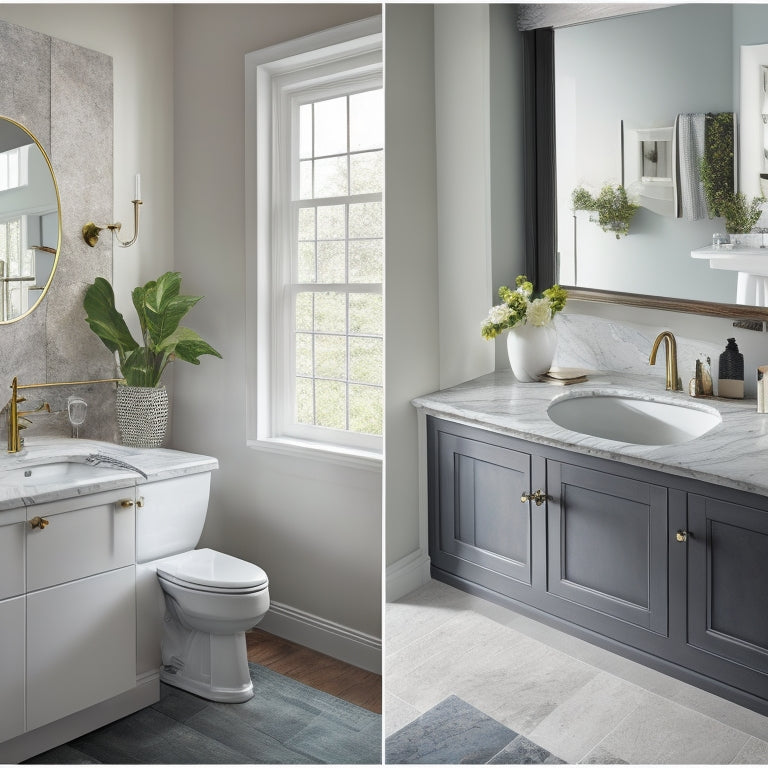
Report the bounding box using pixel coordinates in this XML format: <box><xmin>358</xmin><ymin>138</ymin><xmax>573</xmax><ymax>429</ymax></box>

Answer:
<box><xmin>571</xmin><ymin>184</ymin><xmax>639</xmax><ymax>239</ymax></box>
<box><xmin>720</xmin><ymin>192</ymin><xmax>765</xmax><ymax>237</ymax></box>
<box><xmin>481</xmin><ymin>275</ymin><xmax>567</xmax><ymax>382</ymax></box>
<box><xmin>83</xmin><ymin>271</ymin><xmax>222</xmax><ymax>447</ymax></box>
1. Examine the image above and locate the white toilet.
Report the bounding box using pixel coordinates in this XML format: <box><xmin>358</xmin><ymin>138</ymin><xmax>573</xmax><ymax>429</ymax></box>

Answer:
<box><xmin>136</xmin><ymin>472</ymin><xmax>270</xmax><ymax>703</ymax></box>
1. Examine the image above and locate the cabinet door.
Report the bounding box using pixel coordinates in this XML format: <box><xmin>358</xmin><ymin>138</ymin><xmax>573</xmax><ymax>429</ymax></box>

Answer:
<box><xmin>0</xmin><ymin>515</ymin><xmax>25</xmax><ymax>600</ymax></box>
<box><xmin>0</xmin><ymin>596</ymin><xmax>25</xmax><ymax>742</ymax></box>
<box><xmin>27</xmin><ymin>566</ymin><xmax>136</xmax><ymax>731</ymax></box>
<box><xmin>546</xmin><ymin>461</ymin><xmax>668</xmax><ymax>635</ymax></box>
<box><xmin>687</xmin><ymin>494</ymin><xmax>768</xmax><ymax>675</ymax></box>
<box><xmin>27</xmin><ymin>488</ymin><xmax>135</xmax><ymax>591</ymax></box>
<box><xmin>429</xmin><ymin>423</ymin><xmax>534</xmax><ymax>599</ymax></box>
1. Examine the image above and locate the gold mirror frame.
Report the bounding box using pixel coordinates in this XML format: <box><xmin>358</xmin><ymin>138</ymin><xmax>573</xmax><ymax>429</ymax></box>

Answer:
<box><xmin>0</xmin><ymin>116</ymin><xmax>61</xmax><ymax>324</ymax></box>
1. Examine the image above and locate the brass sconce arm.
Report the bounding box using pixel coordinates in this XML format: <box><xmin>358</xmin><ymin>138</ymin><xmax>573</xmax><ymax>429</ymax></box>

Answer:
<box><xmin>83</xmin><ymin>199</ymin><xmax>142</xmax><ymax>249</ymax></box>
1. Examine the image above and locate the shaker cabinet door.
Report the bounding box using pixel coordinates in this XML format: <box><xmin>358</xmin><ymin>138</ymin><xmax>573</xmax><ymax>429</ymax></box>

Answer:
<box><xmin>429</xmin><ymin>419</ymin><xmax>534</xmax><ymax>601</ymax></box>
<box><xmin>687</xmin><ymin>494</ymin><xmax>768</xmax><ymax>677</ymax></box>
<box><xmin>546</xmin><ymin>460</ymin><xmax>669</xmax><ymax>636</ymax></box>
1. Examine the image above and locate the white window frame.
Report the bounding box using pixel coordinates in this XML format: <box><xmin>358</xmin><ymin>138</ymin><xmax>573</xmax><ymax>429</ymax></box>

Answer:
<box><xmin>245</xmin><ymin>17</ymin><xmax>383</xmax><ymax>469</ymax></box>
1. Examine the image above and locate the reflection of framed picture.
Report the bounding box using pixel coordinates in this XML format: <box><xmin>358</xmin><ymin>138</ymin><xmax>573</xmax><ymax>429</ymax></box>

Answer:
<box><xmin>622</xmin><ymin>122</ymin><xmax>676</xmax><ymax>217</ymax></box>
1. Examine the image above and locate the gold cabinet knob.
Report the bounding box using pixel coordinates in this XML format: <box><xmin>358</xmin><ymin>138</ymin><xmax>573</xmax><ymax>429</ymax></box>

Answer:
<box><xmin>521</xmin><ymin>490</ymin><xmax>548</xmax><ymax>506</ymax></box>
<box><xmin>29</xmin><ymin>516</ymin><xmax>49</xmax><ymax>530</ymax></box>
<box><xmin>676</xmin><ymin>530</ymin><xmax>689</xmax><ymax>542</ymax></box>
<box><xmin>119</xmin><ymin>499</ymin><xmax>134</xmax><ymax>508</ymax></box>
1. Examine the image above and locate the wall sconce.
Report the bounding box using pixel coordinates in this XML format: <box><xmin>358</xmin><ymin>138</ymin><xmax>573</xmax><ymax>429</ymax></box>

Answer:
<box><xmin>82</xmin><ymin>174</ymin><xmax>142</xmax><ymax>249</ymax></box>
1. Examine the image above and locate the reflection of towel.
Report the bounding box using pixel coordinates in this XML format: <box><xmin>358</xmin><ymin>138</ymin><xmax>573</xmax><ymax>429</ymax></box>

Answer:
<box><xmin>676</xmin><ymin>113</ymin><xmax>708</xmax><ymax>221</ymax></box>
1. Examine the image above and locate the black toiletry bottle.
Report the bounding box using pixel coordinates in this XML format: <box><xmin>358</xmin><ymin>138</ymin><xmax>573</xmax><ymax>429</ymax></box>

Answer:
<box><xmin>718</xmin><ymin>337</ymin><xmax>744</xmax><ymax>399</ymax></box>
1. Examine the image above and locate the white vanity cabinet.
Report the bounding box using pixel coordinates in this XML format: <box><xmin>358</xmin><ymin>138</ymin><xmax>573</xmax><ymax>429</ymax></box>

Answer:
<box><xmin>0</xmin><ymin>507</ymin><xmax>26</xmax><ymax>743</ymax></box>
<box><xmin>24</xmin><ymin>488</ymin><xmax>137</xmax><ymax>731</ymax></box>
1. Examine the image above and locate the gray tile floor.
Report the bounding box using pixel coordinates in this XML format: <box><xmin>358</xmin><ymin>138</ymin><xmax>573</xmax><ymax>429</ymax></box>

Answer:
<box><xmin>26</xmin><ymin>663</ymin><xmax>381</xmax><ymax>764</ymax></box>
<box><xmin>386</xmin><ymin>580</ymin><xmax>768</xmax><ymax>765</ymax></box>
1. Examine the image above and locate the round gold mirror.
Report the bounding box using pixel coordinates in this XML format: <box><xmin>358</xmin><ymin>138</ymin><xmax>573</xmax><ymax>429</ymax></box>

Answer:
<box><xmin>0</xmin><ymin>116</ymin><xmax>60</xmax><ymax>323</ymax></box>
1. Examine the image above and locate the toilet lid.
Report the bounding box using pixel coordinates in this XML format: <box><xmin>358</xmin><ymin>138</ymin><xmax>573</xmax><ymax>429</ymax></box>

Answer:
<box><xmin>156</xmin><ymin>548</ymin><xmax>268</xmax><ymax>591</ymax></box>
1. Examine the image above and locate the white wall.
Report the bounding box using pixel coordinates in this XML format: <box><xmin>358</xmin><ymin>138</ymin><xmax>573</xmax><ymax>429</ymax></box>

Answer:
<box><xmin>384</xmin><ymin>4</ymin><xmax>439</xmax><ymax>589</ymax></box>
<box><xmin>385</xmin><ymin>4</ymin><xmax>525</xmax><ymax>595</ymax></box>
<box><xmin>434</xmin><ymin>4</ymin><xmax>495</xmax><ymax>390</ymax></box>
<box><xmin>171</xmin><ymin>4</ymin><xmax>382</xmax><ymax>670</ymax></box>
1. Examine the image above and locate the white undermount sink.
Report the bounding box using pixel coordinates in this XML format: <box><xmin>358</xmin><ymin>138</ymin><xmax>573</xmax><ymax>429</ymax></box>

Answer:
<box><xmin>0</xmin><ymin>459</ymin><xmax>124</xmax><ymax>489</ymax></box>
<box><xmin>547</xmin><ymin>392</ymin><xmax>722</xmax><ymax>445</ymax></box>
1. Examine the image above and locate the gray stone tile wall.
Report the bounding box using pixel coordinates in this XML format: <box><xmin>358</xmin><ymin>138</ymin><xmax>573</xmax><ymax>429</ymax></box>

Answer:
<box><xmin>0</xmin><ymin>19</ymin><xmax>116</xmax><ymax>444</ymax></box>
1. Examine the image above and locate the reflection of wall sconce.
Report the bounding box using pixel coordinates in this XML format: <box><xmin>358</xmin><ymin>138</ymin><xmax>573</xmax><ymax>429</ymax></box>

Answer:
<box><xmin>82</xmin><ymin>174</ymin><xmax>142</xmax><ymax>248</ymax></box>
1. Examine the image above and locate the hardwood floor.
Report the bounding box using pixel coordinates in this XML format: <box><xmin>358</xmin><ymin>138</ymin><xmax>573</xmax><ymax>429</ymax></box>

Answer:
<box><xmin>246</xmin><ymin>628</ymin><xmax>382</xmax><ymax>714</ymax></box>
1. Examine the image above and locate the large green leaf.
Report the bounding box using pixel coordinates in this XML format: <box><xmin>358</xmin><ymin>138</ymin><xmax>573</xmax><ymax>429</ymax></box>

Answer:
<box><xmin>158</xmin><ymin>326</ymin><xmax>222</xmax><ymax>364</ymax></box>
<box><xmin>139</xmin><ymin>272</ymin><xmax>201</xmax><ymax>348</ymax></box>
<box><xmin>83</xmin><ymin>278</ymin><xmax>139</xmax><ymax>358</ymax></box>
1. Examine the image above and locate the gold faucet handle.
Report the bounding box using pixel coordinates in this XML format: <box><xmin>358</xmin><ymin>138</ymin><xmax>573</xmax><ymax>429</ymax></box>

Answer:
<box><xmin>18</xmin><ymin>402</ymin><xmax>51</xmax><ymax>417</ymax></box>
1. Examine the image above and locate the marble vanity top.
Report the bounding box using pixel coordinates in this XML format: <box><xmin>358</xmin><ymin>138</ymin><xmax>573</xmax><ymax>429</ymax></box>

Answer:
<box><xmin>413</xmin><ymin>370</ymin><xmax>768</xmax><ymax>498</ymax></box>
<box><xmin>0</xmin><ymin>437</ymin><xmax>218</xmax><ymax>510</ymax></box>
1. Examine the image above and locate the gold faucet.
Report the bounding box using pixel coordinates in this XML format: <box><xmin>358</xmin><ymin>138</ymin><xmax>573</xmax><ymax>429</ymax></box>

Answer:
<box><xmin>649</xmin><ymin>331</ymin><xmax>683</xmax><ymax>392</ymax></box>
<box><xmin>7</xmin><ymin>377</ymin><xmax>50</xmax><ymax>453</ymax></box>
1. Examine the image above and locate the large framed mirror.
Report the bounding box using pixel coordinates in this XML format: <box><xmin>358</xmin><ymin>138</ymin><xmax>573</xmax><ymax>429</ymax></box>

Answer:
<box><xmin>523</xmin><ymin>3</ymin><xmax>768</xmax><ymax>320</ymax></box>
<box><xmin>0</xmin><ymin>116</ymin><xmax>60</xmax><ymax>323</ymax></box>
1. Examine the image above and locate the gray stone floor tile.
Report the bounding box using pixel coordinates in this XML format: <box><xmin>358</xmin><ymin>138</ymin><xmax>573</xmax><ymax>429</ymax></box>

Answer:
<box><xmin>579</xmin><ymin>744</ymin><xmax>629</xmax><ymax>764</ymax></box>
<box><xmin>385</xmin><ymin>691</ymin><xmax>423</xmax><ymax>737</ymax></box>
<box><xmin>23</xmin><ymin>744</ymin><xmax>100</xmax><ymax>764</ymax></box>
<box><xmin>527</xmin><ymin>671</ymin><xmax>648</xmax><ymax>763</ymax></box>
<box><xmin>593</xmin><ymin>693</ymin><xmax>750</xmax><ymax>764</ymax></box>
<box><xmin>386</xmin><ymin>694</ymin><xmax>517</xmax><ymax>764</ymax></box>
<box><xmin>488</xmin><ymin>734</ymin><xmax>565</xmax><ymax>764</ymax></box>
<box><xmin>69</xmin><ymin>706</ymin><xmax>251</xmax><ymax>764</ymax></box>
<box><xmin>185</xmin><ymin>701</ymin><xmax>321</xmax><ymax>764</ymax></box>
<box><xmin>731</xmin><ymin>736</ymin><xmax>768</xmax><ymax>764</ymax></box>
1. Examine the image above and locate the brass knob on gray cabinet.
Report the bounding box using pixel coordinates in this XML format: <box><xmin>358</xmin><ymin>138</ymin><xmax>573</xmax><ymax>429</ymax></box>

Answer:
<box><xmin>676</xmin><ymin>530</ymin><xmax>689</xmax><ymax>542</ymax></box>
<box><xmin>119</xmin><ymin>499</ymin><xmax>134</xmax><ymax>508</ymax></box>
<box><xmin>520</xmin><ymin>490</ymin><xmax>547</xmax><ymax>506</ymax></box>
<box><xmin>29</xmin><ymin>516</ymin><xmax>49</xmax><ymax>530</ymax></box>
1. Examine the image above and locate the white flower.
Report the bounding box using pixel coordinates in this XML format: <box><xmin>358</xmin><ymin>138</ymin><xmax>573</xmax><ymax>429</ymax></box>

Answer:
<box><xmin>525</xmin><ymin>297</ymin><xmax>552</xmax><ymax>327</ymax></box>
<box><xmin>487</xmin><ymin>303</ymin><xmax>514</xmax><ymax>326</ymax></box>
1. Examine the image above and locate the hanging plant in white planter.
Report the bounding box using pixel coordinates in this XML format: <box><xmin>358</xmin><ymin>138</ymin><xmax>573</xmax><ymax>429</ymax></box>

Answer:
<box><xmin>83</xmin><ymin>271</ymin><xmax>222</xmax><ymax>447</ymax></box>
<box><xmin>571</xmin><ymin>184</ymin><xmax>639</xmax><ymax>239</ymax></box>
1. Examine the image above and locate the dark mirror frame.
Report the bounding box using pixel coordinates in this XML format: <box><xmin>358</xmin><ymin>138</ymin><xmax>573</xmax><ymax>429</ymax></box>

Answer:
<box><xmin>523</xmin><ymin>26</ymin><xmax>768</xmax><ymax>321</ymax></box>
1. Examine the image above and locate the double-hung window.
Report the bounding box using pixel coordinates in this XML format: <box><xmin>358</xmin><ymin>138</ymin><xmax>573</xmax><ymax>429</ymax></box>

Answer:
<box><xmin>246</xmin><ymin>18</ymin><xmax>383</xmax><ymax>463</ymax></box>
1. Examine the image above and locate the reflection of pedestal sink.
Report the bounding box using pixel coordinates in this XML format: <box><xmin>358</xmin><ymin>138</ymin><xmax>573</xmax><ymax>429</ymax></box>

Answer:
<box><xmin>547</xmin><ymin>392</ymin><xmax>721</xmax><ymax>445</ymax></box>
<box><xmin>691</xmin><ymin>245</ymin><xmax>768</xmax><ymax>305</ymax></box>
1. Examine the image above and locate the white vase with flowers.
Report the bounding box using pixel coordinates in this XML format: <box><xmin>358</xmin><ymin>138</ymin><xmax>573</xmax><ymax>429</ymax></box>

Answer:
<box><xmin>481</xmin><ymin>275</ymin><xmax>567</xmax><ymax>382</ymax></box>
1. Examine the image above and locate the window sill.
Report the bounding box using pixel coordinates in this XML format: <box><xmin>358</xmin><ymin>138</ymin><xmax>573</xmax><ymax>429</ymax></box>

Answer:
<box><xmin>248</xmin><ymin>437</ymin><xmax>382</xmax><ymax>472</ymax></box>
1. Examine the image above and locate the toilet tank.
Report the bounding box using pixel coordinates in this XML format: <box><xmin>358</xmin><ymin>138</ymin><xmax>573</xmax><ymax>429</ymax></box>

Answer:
<box><xmin>136</xmin><ymin>472</ymin><xmax>212</xmax><ymax>563</ymax></box>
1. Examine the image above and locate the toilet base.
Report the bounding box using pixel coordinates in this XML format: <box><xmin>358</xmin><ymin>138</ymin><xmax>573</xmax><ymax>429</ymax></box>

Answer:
<box><xmin>161</xmin><ymin>625</ymin><xmax>254</xmax><ymax>703</ymax></box>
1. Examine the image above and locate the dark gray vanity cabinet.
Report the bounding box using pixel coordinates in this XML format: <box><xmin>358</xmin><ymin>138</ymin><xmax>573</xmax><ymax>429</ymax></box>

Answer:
<box><xmin>427</xmin><ymin>415</ymin><xmax>768</xmax><ymax>715</ymax></box>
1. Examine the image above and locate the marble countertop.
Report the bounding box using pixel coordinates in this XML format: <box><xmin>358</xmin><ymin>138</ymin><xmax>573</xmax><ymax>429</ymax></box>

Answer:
<box><xmin>0</xmin><ymin>437</ymin><xmax>218</xmax><ymax>510</ymax></box>
<box><xmin>413</xmin><ymin>370</ymin><xmax>768</xmax><ymax>498</ymax></box>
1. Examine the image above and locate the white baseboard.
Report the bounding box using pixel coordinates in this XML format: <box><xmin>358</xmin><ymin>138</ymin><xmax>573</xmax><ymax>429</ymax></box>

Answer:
<box><xmin>258</xmin><ymin>601</ymin><xmax>381</xmax><ymax>674</ymax></box>
<box><xmin>385</xmin><ymin>549</ymin><xmax>431</xmax><ymax>602</ymax></box>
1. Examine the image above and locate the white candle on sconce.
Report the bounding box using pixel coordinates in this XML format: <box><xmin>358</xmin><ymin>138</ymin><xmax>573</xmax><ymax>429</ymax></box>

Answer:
<box><xmin>135</xmin><ymin>173</ymin><xmax>141</xmax><ymax>201</ymax></box>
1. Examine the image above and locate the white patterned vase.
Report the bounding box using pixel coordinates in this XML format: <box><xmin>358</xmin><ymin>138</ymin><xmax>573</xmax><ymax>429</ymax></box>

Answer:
<box><xmin>506</xmin><ymin>324</ymin><xmax>557</xmax><ymax>383</ymax></box>
<box><xmin>115</xmin><ymin>385</ymin><xmax>169</xmax><ymax>448</ymax></box>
